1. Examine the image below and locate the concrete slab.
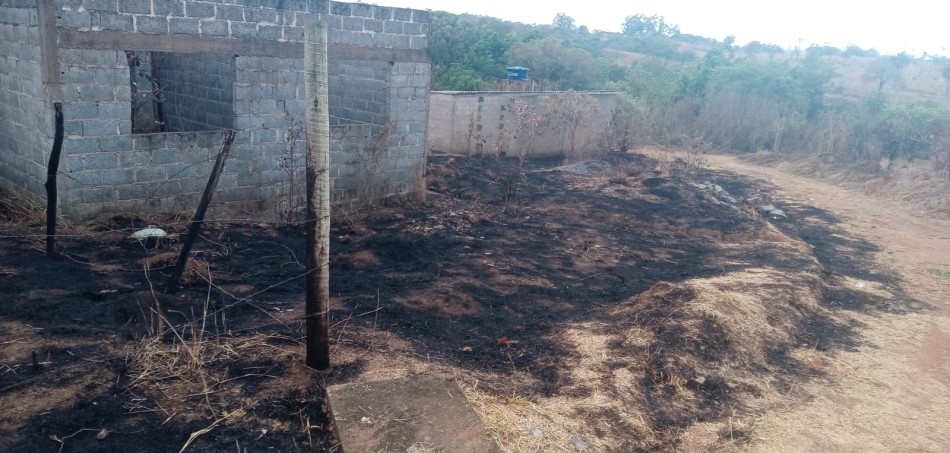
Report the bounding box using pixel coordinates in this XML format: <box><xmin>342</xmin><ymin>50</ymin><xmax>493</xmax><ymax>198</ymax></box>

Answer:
<box><xmin>328</xmin><ymin>375</ymin><xmax>498</xmax><ymax>453</ymax></box>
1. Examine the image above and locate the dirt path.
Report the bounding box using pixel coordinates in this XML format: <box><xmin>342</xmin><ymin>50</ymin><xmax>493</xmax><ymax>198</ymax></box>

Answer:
<box><xmin>705</xmin><ymin>154</ymin><xmax>950</xmax><ymax>452</ymax></box>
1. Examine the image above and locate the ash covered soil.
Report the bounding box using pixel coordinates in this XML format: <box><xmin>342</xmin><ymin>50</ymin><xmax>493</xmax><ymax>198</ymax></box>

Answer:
<box><xmin>0</xmin><ymin>152</ymin><xmax>922</xmax><ymax>452</ymax></box>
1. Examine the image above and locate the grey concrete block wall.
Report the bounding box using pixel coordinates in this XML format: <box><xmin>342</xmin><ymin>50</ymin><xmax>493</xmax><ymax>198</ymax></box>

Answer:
<box><xmin>329</xmin><ymin>59</ymin><xmax>390</xmax><ymax>126</ymax></box>
<box><xmin>0</xmin><ymin>0</ymin><xmax>431</xmax><ymax>220</ymax></box>
<box><xmin>0</xmin><ymin>1</ymin><xmax>52</xmax><ymax>200</ymax></box>
<box><xmin>157</xmin><ymin>52</ymin><xmax>236</xmax><ymax>131</ymax></box>
<box><xmin>427</xmin><ymin>91</ymin><xmax>620</xmax><ymax>158</ymax></box>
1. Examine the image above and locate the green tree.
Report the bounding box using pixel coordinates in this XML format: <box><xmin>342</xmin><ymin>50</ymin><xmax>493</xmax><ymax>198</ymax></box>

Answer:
<box><xmin>553</xmin><ymin>12</ymin><xmax>575</xmax><ymax>31</ymax></box>
<box><xmin>934</xmin><ymin>56</ymin><xmax>950</xmax><ymax>96</ymax></box>
<box><xmin>621</xmin><ymin>14</ymin><xmax>679</xmax><ymax>37</ymax></box>
<box><xmin>507</xmin><ymin>38</ymin><xmax>601</xmax><ymax>89</ymax></box>
<box><xmin>428</xmin><ymin>12</ymin><xmax>515</xmax><ymax>89</ymax></box>
<box><xmin>862</xmin><ymin>53</ymin><xmax>913</xmax><ymax>91</ymax></box>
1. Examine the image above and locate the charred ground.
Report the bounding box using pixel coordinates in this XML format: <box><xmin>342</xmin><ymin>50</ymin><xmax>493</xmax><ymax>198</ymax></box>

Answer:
<box><xmin>0</xmin><ymin>151</ymin><xmax>921</xmax><ymax>451</ymax></box>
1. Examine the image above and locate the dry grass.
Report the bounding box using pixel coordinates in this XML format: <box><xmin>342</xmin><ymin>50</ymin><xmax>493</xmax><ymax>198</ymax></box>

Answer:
<box><xmin>925</xmin><ymin>266</ymin><xmax>950</xmax><ymax>281</ymax></box>
<box><xmin>455</xmin><ymin>230</ymin><xmax>831</xmax><ymax>451</ymax></box>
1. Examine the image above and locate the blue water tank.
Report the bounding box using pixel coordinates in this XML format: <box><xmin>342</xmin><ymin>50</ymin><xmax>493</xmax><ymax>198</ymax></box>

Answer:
<box><xmin>506</xmin><ymin>66</ymin><xmax>529</xmax><ymax>81</ymax></box>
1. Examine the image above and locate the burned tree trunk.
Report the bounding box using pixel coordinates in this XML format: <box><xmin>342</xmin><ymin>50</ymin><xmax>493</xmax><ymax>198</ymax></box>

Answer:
<box><xmin>44</xmin><ymin>102</ymin><xmax>64</xmax><ymax>257</ymax></box>
<box><xmin>166</xmin><ymin>129</ymin><xmax>235</xmax><ymax>293</ymax></box>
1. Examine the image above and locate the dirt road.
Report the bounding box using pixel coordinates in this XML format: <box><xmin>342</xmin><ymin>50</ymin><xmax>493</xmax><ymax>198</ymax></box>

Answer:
<box><xmin>705</xmin><ymin>154</ymin><xmax>950</xmax><ymax>452</ymax></box>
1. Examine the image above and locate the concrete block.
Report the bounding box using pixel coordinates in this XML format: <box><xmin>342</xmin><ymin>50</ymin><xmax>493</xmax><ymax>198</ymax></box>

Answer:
<box><xmin>232</xmin><ymin>131</ymin><xmax>250</xmax><ymax>145</ymax></box>
<box><xmin>340</xmin><ymin>15</ymin><xmax>361</xmax><ymax>31</ymax></box>
<box><xmin>403</xmin><ymin>22</ymin><xmax>423</xmax><ymax>36</ymax></box>
<box><xmin>100</xmin><ymin>168</ymin><xmax>135</xmax><ymax>185</ymax></box>
<box><xmin>280</xmin><ymin>0</ymin><xmax>306</xmax><ymax>12</ymax></box>
<box><xmin>119</xmin><ymin>150</ymin><xmax>150</xmax><ymax>167</ymax></box>
<box><xmin>235</xmin><ymin>171</ymin><xmax>260</xmax><ymax>187</ymax></box>
<box><xmin>118</xmin><ymin>0</ymin><xmax>150</xmax><ymax>14</ymax></box>
<box><xmin>84</xmin><ymin>152</ymin><xmax>119</xmax><ymax>170</ymax></box>
<box><xmin>82</xmin><ymin>0</ymin><xmax>118</xmax><ymax>12</ymax></box>
<box><xmin>411</xmin><ymin>9</ymin><xmax>429</xmax><ymax>24</ymax></box>
<box><xmin>116</xmin><ymin>84</ymin><xmax>132</xmax><ymax>101</ymax></box>
<box><xmin>261</xmin><ymin>114</ymin><xmax>287</xmax><ymax>129</ymax></box>
<box><xmin>87</xmin><ymin>49</ymin><xmax>120</xmax><ymax>67</ymax></box>
<box><xmin>153</xmin><ymin>1</ymin><xmax>184</xmax><ymax>16</ymax></box>
<box><xmin>235</xmin><ymin>56</ymin><xmax>261</xmax><ymax>70</ymax></box>
<box><xmin>136</xmin><ymin>15</ymin><xmax>168</xmax><ymax>34</ymax></box>
<box><xmin>258</xmin><ymin>24</ymin><xmax>281</xmax><ymax>39</ymax></box>
<box><xmin>200</xmin><ymin>19</ymin><xmax>228</xmax><ymax>36</ymax></box>
<box><xmin>82</xmin><ymin>119</ymin><xmax>117</xmax><ymax>136</ymax></box>
<box><xmin>56</xmin><ymin>9</ymin><xmax>92</xmax><ymax>29</ymax></box>
<box><xmin>352</xmin><ymin>3</ymin><xmax>373</xmax><ymax>18</ymax></box>
<box><xmin>392</xmin><ymin>7</ymin><xmax>411</xmax><ymax>22</ymax></box>
<box><xmin>133</xmin><ymin>164</ymin><xmax>166</xmax><ymax>182</ymax></box>
<box><xmin>352</xmin><ymin>31</ymin><xmax>372</xmax><ymax>46</ymax></box>
<box><xmin>63</xmin><ymin>101</ymin><xmax>98</xmax><ymax>120</ymax></box>
<box><xmin>330</xmin><ymin>1</ymin><xmax>350</xmax><ymax>16</ymax></box>
<box><xmin>117</xmin><ymin>183</ymin><xmax>151</xmax><ymax>201</ymax></box>
<box><xmin>169</xmin><ymin>17</ymin><xmax>199</xmax><ymax>34</ymax></box>
<box><xmin>184</xmin><ymin>1</ymin><xmax>215</xmax><ymax>18</ymax></box>
<box><xmin>230</xmin><ymin>21</ymin><xmax>257</xmax><ymax>38</ymax></box>
<box><xmin>150</xmin><ymin>149</ymin><xmax>180</xmax><ymax>164</ymax></box>
<box><xmin>60</xmin><ymin>83</ymin><xmax>82</xmax><ymax>102</ymax></box>
<box><xmin>246</xmin><ymin>6</ymin><xmax>279</xmax><ymax>24</ymax></box>
<box><xmin>363</xmin><ymin>18</ymin><xmax>383</xmax><ymax>33</ymax></box>
<box><xmin>373</xmin><ymin>32</ymin><xmax>409</xmax><ymax>49</ymax></box>
<box><xmin>306</xmin><ymin>0</ymin><xmax>329</xmax><ymax>13</ymax></box>
<box><xmin>117</xmin><ymin>119</ymin><xmax>132</xmax><ymax>135</ymax></box>
<box><xmin>98</xmin><ymin>135</ymin><xmax>133</xmax><ymax>152</ymax></box>
<box><xmin>58</xmin><ymin>48</ymin><xmax>85</xmax><ymax>65</ymax></box>
<box><xmin>383</xmin><ymin>20</ymin><xmax>403</xmax><ymax>34</ymax></box>
<box><xmin>78</xmin><ymin>186</ymin><xmax>117</xmax><ymax>204</ymax></box>
<box><xmin>63</xmin><ymin>137</ymin><xmax>99</xmax><ymax>153</ymax></box>
<box><xmin>64</xmin><ymin>120</ymin><xmax>83</xmax><ymax>136</ymax></box>
<box><xmin>69</xmin><ymin>170</ymin><xmax>101</xmax><ymax>186</ymax></box>
<box><xmin>283</xmin><ymin>25</ymin><xmax>303</xmax><ymax>41</ymax></box>
<box><xmin>98</xmin><ymin>101</ymin><xmax>128</xmax><ymax>119</ymax></box>
<box><xmin>373</xmin><ymin>6</ymin><xmax>392</xmax><ymax>20</ymax></box>
<box><xmin>216</xmin><ymin>4</ymin><xmax>245</xmax><ymax>21</ymax></box>
<box><xmin>79</xmin><ymin>85</ymin><xmax>116</xmax><ymax>101</ymax></box>
<box><xmin>102</xmin><ymin>67</ymin><xmax>130</xmax><ymax>85</ymax></box>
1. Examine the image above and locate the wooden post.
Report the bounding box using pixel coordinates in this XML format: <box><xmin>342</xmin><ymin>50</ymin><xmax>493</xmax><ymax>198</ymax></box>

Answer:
<box><xmin>166</xmin><ymin>129</ymin><xmax>235</xmax><ymax>293</ymax></box>
<box><xmin>305</xmin><ymin>21</ymin><xmax>331</xmax><ymax>370</ymax></box>
<box><xmin>45</xmin><ymin>102</ymin><xmax>64</xmax><ymax>257</ymax></box>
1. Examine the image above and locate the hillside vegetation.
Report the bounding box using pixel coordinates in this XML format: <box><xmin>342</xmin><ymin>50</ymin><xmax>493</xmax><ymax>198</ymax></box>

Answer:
<box><xmin>430</xmin><ymin>12</ymin><xmax>950</xmax><ymax>172</ymax></box>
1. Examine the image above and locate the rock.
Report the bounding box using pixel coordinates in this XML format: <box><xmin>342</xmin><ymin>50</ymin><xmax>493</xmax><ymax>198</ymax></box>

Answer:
<box><xmin>130</xmin><ymin>227</ymin><xmax>166</xmax><ymax>240</ymax></box>
<box><xmin>570</xmin><ymin>436</ymin><xmax>589</xmax><ymax>451</ymax></box>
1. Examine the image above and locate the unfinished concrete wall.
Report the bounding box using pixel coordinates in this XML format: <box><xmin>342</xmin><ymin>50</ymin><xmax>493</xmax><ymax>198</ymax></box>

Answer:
<box><xmin>0</xmin><ymin>0</ymin><xmax>430</xmax><ymax>220</ymax></box>
<box><xmin>0</xmin><ymin>0</ymin><xmax>51</xmax><ymax>200</ymax></box>
<box><xmin>329</xmin><ymin>60</ymin><xmax>389</xmax><ymax>126</ymax></box>
<box><xmin>427</xmin><ymin>91</ymin><xmax>619</xmax><ymax>158</ymax></box>
<box><xmin>156</xmin><ymin>52</ymin><xmax>236</xmax><ymax>132</ymax></box>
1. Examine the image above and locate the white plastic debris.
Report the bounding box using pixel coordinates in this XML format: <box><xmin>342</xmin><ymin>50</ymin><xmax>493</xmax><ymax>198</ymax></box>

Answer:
<box><xmin>360</xmin><ymin>416</ymin><xmax>373</xmax><ymax>425</ymax></box>
<box><xmin>96</xmin><ymin>429</ymin><xmax>109</xmax><ymax>440</ymax></box>
<box><xmin>131</xmin><ymin>227</ymin><xmax>167</xmax><ymax>240</ymax></box>
<box><xmin>531</xmin><ymin>428</ymin><xmax>543</xmax><ymax>438</ymax></box>
<box><xmin>570</xmin><ymin>436</ymin><xmax>589</xmax><ymax>451</ymax></box>
<box><xmin>693</xmin><ymin>181</ymin><xmax>738</xmax><ymax>204</ymax></box>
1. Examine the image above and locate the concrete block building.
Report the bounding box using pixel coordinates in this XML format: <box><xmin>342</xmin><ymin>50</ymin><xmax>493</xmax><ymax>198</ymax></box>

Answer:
<box><xmin>0</xmin><ymin>0</ymin><xmax>430</xmax><ymax>220</ymax></box>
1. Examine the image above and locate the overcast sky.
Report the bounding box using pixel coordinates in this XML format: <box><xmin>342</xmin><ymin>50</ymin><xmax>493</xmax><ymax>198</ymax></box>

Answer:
<box><xmin>374</xmin><ymin>0</ymin><xmax>946</xmax><ymax>57</ymax></box>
